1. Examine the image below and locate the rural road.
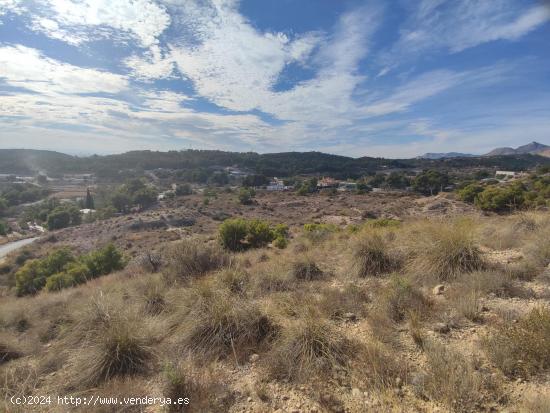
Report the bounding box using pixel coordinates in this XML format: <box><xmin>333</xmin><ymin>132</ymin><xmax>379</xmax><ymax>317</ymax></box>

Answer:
<box><xmin>0</xmin><ymin>237</ymin><xmax>39</xmax><ymax>260</ymax></box>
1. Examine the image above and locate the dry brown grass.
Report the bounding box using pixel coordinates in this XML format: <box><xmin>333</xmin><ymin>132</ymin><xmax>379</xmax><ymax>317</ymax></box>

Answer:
<box><xmin>318</xmin><ymin>283</ymin><xmax>369</xmax><ymax>320</ymax></box>
<box><xmin>519</xmin><ymin>391</ymin><xmax>550</xmax><ymax>413</ymax></box>
<box><xmin>289</xmin><ymin>255</ymin><xmax>325</xmax><ymax>281</ymax></box>
<box><xmin>176</xmin><ymin>284</ymin><xmax>275</xmax><ymax>361</ymax></box>
<box><xmin>72</xmin><ymin>316</ymin><xmax>155</xmax><ymax>387</ymax></box>
<box><xmin>407</xmin><ymin>219</ymin><xmax>485</xmax><ymax>281</ymax></box>
<box><xmin>420</xmin><ymin>340</ymin><xmax>496</xmax><ymax>412</ymax></box>
<box><xmin>484</xmin><ymin>306</ymin><xmax>550</xmax><ymax>378</ymax></box>
<box><xmin>164</xmin><ymin>238</ymin><xmax>229</xmax><ymax>282</ymax></box>
<box><xmin>264</xmin><ymin>315</ymin><xmax>355</xmax><ymax>382</ymax></box>
<box><xmin>163</xmin><ymin>359</ymin><xmax>235</xmax><ymax>413</ymax></box>
<box><xmin>351</xmin><ymin>231</ymin><xmax>400</xmax><ymax>277</ymax></box>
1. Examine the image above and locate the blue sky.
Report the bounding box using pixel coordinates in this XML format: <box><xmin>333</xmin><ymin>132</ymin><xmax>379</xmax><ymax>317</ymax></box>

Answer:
<box><xmin>0</xmin><ymin>0</ymin><xmax>549</xmax><ymax>158</ymax></box>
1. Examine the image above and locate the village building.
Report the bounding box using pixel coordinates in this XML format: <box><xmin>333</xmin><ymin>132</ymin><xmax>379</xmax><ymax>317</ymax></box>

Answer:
<box><xmin>317</xmin><ymin>177</ymin><xmax>339</xmax><ymax>188</ymax></box>
<box><xmin>266</xmin><ymin>177</ymin><xmax>289</xmax><ymax>191</ymax></box>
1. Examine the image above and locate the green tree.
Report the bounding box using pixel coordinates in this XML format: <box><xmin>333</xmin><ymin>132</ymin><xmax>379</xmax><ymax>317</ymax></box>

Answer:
<box><xmin>85</xmin><ymin>188</ymin><xmax>95</xmax><ymax>209</ymax></box>
<box><xmin>475</xmin><ymin>184</ymin><xmax>525</xmax><ymax>212</ymax></box>
<box><xmin>175</xmin><ymin>183</ymin><xmax>192</xmax><ymax>196</ymax></box>
<box><xmin>412</xmin><ymin>170</ymin><xmax>449</xmax><ymax>195</ymax></box>
<box><xmin>238</xmin><ymin>187</ymin><xmax>255</xmax><ymax>205</ymax></box>
<box><xmin>132</xmin><ymin>187</ymin><xmax>157</xmax><ymax>209</ymax></box>
<box><xmin>0</xmin><ymin>220</ymin><xmax>7</xmax><ymax>236</ymax></box>
<box><xmin>0</xmin><ymin>197</ymin><xmax>8</xmax><ymax>217</ymax></box>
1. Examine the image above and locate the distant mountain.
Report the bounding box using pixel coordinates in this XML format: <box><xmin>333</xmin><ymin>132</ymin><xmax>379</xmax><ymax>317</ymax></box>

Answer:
<box><xmin>485</xmin><ymin>141</ymin><xmax>549</xmax><ymax>157</ymax></box>
<box><xmin>418</xmin><ymin>152</ymin><xmax>475</xmax><ymax>160</ymax></box>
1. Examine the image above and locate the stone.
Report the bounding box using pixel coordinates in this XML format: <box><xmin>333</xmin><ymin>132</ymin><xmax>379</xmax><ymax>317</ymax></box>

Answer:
<box><xmin>351</xmin><ymin>388</ymin><xmax>362</xmax><ymax>397</ymax></box>
<box><xmin>433</xmin><ymin>322</ymin><xmax>450</xmax><ymax>334</ymax></box>
<box><xmin>249</xmin><ymin>353</ymin><xmax>260</xmax><ymax>363</ymax></box>
<box><xmin>247</xmin><ymin>397</ymin><xmax>253</xmax><ymax>403</ymax></box>
<box><xmin>343</xmin><ymin>312</ymin><xmax>357</xmax><ymax>322</ymax></box>
<box><xmin>433</xmin><ymin>284</ymin><xmax>445</xmax><ymax>295</ymax></box>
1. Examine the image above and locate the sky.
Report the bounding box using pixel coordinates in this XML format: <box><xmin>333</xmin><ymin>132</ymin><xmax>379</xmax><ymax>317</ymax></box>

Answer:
<box><xmin>0</xmin><ymin>0</ymin><xmax>549</xmax><ymax>158</ymax></box>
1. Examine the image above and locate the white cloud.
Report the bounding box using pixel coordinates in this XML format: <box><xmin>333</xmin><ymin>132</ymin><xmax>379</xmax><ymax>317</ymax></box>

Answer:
<box><xmin>379</xmin><ymin>0</ymin><xmax>550</xmax><ymax>72</ymax></box>
<box><xmin>8</xmin><ymin>0</ymin><xmax>171</xmax><ymax>47</ymax></box>
<box><xmin>0</xmin><ymin>45</ymin><xmax>129</xmax><ymax>94</ymax></box>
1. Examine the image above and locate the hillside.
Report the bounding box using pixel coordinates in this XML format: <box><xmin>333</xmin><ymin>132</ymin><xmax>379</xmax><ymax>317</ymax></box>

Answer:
<box><xmin>485</xmin><ymin>141</ymin><xmax>549</xmax><ymax>157</ymax></box>
<box><xmin>1</xmin><ymin>149</ymin><xmax>549</xmax><ymax>179</ymax></box>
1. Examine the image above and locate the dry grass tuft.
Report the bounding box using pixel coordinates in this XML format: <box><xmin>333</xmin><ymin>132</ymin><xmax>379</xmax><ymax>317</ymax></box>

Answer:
<box><xmin>163</xmin><ymin>359</ymin><xmax>235</xmax><ymax>413</ymax></box>
<box><xmin>265</xmin><ymin>315</ymin><xmax>355</xmax><ymax>382</ymax></box>
<box><xmin>164</xmin><ymin>239</ymin><xmax>229</xmax><ymax>282</ymax></box>
<box><xmin>290</xmin><ymin>256</ymin><xmax>324</xmax><ymax>281</ymax></box>
<box><xmin>519</xmin><ymin>391</ymin><xmax>550</xmax><ymax>413</ymax></box>
<box><xmin>0</xmin><ymin>339</ymin><xmax>22</xmax><ymax>364</ymax></box>
<box><xmin>408</xmin><ymin>219</ymin><xmax>485</xmax><ymax>281</ymax></box>
<box><xmin>484</xmin><ymin>306</ymin><xmax>550</xmax><ymax>378</ymax></box>
<box><xmin>318</xmin><ymin>284</ymin><xmax>369</xmax><ymax>320</ymax></box>
<box><xmin>72</xmin><ymin>316</ymin><xmax>155</xmax><ymax>387</ymax></box>
<box><xmin>178</xmin><ymin>286</ymin><xmax>274</xmax><ymax>361</ymax></box>
<box><xmin>381</xmin><ymin>276</ymin><xmax>431</xmax><ymax>323</ymax></box>
<box><xmin>352</xmin><ymin>231</ymin><xmax>400</xmax><ymax>277</ymax></box>
<box><xmin>420</xmin><ymin>340</ymin><xmax>495</xmax><ymax>412</ymax></box>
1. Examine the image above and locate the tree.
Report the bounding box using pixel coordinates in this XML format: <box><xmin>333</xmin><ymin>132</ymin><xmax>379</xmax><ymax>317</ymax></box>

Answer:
<box><xmin>175</xmin><ymin>183</ymin><xmax>192</xmax><ymax>196</ymax></box>
<box><xmin>412</xmin><ymin>170</ymin><xmax>449</xmax><ymax>195</ymax></box>
<box><xmin>36</xmin><ymin>174</ymin><xmax>48</xmax><ymax>185</ymax></box>
<box><xmin>47</xmin><ymin>209</ymin><xmax>71</xmax><ymax>230</ymax></box>
<box><xmin>0</xmin><ymin>220</ymin><xmax>7</xmax><ymax>236</ymax></box>
<box><xmin>238</xmin><ymin>187</ymin><xmax>255</xmax><ymax>205</ymax></box>
<box><xmin>0</xmin><ymin>197</ymin><xmax>7</xmax><ymax>217</ymax></box>
<box><xmin>111</xmin><ymin>191</ymin><xmax>132</xmax><ymax>213</ymax></box>
<box><xmin>242</xmin><ymin>174</ymin><xmax>269</xmax><ymax>187</ymax></box>
<box><xmin>132</xmin><ymin>187</ymin><xmax>157</xmax><ymax>209</ymax></box>
<box><xmin>85</xmin><ymin>188</ymin><xmax>95</xmax><ymax>209</ymax></box>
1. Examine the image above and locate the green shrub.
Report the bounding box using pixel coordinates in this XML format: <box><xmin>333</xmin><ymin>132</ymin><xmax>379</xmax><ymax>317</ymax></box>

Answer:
<box><xmin>475</xmin><ymin>183</ymin><xmax>525</xmax><ymax>212</ymax></box>
<box><xmin>246</xmin><ymin>219</ymin><xmax>275</xmax><ymax>248</ymax></box>
<box><xmin>303</xmin><ymin>223</ymin><xmax>338</xmax><ymax>242</ymax></box>
<box><xmin>273</xmin><ymin>236</ymin><xmax>288</xmax><ymax>249</ymax></box>
<box><xmin>457</xmin><ymin>183</ymin><xmax>484</xmax><ymax>203</ymax></box>
<box><xmin>15</xmin><ymin>259</ymin><xmax>47</xmax><ymax>296</ymax></box>
<box><xmin>219</xmin><ymin>218</ymin><xmax>284</xmax><ymax>251</ymax></box>
<box><xmin>83</xmin><ymin>244</ymin><xmax>125</xmax><ymax>278</ymax></box>
<box><xmin>219</xmin><ymin>218</ymin><xmax>249</xmax><ymax>251</ymax></box>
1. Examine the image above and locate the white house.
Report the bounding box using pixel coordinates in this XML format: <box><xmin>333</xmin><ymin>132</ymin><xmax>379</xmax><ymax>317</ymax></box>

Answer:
<box><xmin>266</xmin><ymin>177</ymin><xmax>287</xmax><ymax>191</ymax></box>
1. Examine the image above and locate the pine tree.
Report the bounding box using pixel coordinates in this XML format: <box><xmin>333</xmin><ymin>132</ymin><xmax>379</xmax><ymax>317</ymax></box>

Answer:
<box><xmin>85</xmin><ymin>188</ymin><xmax>95</xmax><ymax>209</ymax></box>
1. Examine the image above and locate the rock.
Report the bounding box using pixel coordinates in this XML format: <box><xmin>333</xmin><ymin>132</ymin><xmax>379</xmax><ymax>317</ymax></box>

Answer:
<box><xmin>351</xmin><ymin>388</ymin><xmax>362</xmax><ymax>397</ymax></box>
<box><xmin>343</xmin><ymin>312</ymin><xmax>357</xmax><ymax>322</ymax></box>
<box><xmin>395</xmin><ymin>377</ymin><xmax>402</xmax><ymax>387</ymax></box>
<box><xmin>282</xmin><ymin>395</ymin><xmax>290</xmax><ymax>401</ymax></box>
<box><xmin>433</xmin><ymin>284</ymin><xmax>445</xmax><ymax>295</ymax></box>
<box><xmin>433</xmin><ymin>322</ymin><xmax>450</xmax><ymax>334</ymax></box>
<box><xmin>410</xmin><ymin>372</ymin><xmax>428</xmax><ymax>388</ymax></box>
<box><xmin>291</xmin><ymin>410</ymin><xmax>300</xmax><ymax>413</ymax></box>
<box><xmin>249</xmin><ymin>353</ymin><xmax>260</xmax><ymax>363</ymax></box>
<box><xmin>247</xmin><ymin>397</ymin><xmax>253</xmax><ymax>402</ymax></box>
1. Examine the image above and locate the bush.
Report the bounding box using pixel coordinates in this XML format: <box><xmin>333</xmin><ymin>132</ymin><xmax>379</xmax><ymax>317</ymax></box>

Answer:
<box><xmin>273</xmin><ymin>236</ymin><xmax>288</xmax><ymax>249</ymax></box>
<box><xmin>219</xmin><ymin>218</ymin><xmax>249</xmax><ymax>251</ymax></box>
<box><xmin>475</xmin><ymin>183</ymin><xmax>525</xmax><ymax>212</ymax></box>
<box><xmin>246</xmin><ymin>219</ymin><xmax>275</xmax><ymax>248</ymax></box>
<box><xmin>175</xmin><ymin>183</ymin><xmax>192</xmax><ymax>196</ymax></box>
<box><xmin>303</xmin><ymin>223</ymin><xmax>338</xmax><ymax>243</ymax></box>
<box><xmin>166</xmin><ymin>239</ymin><xmax>228</xmax><ymax>280</ymax></box>
<box><xmin>352</xmin><ymin>231</ymin><xmax>399</xmax><ymax>277</ymax></box>
<box><xmin>83</xmin><ymin>243</ymin><xmax>125</xmax><ymax>278</ymax></box>
<box><xmin>0</xmin><ymin>220</ymin><xmax>7</xmax><ymax>236</ymax></box>
<box><xmin>484</xmin><ymin>306</ymin><xmax>550</xmax><ymax>378</ymax></box>
<box><xmin>219</xmin><ymin>218</ymin><xmax>283</xmax><ymax>251</ymax></box>
<box><xmin>457</xmin><ymin>183</ymin><xmax>484</xmax><ymax>203</ymax></box>
<box><xmin>15</xmin><ymin>245</ymin><xmax>124</xmax><ymax>295</ymax></box>
<box><xmin>45</xmin><ymin>262</ymin><xmax>89</xmax><ymax>292</ymax></box>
